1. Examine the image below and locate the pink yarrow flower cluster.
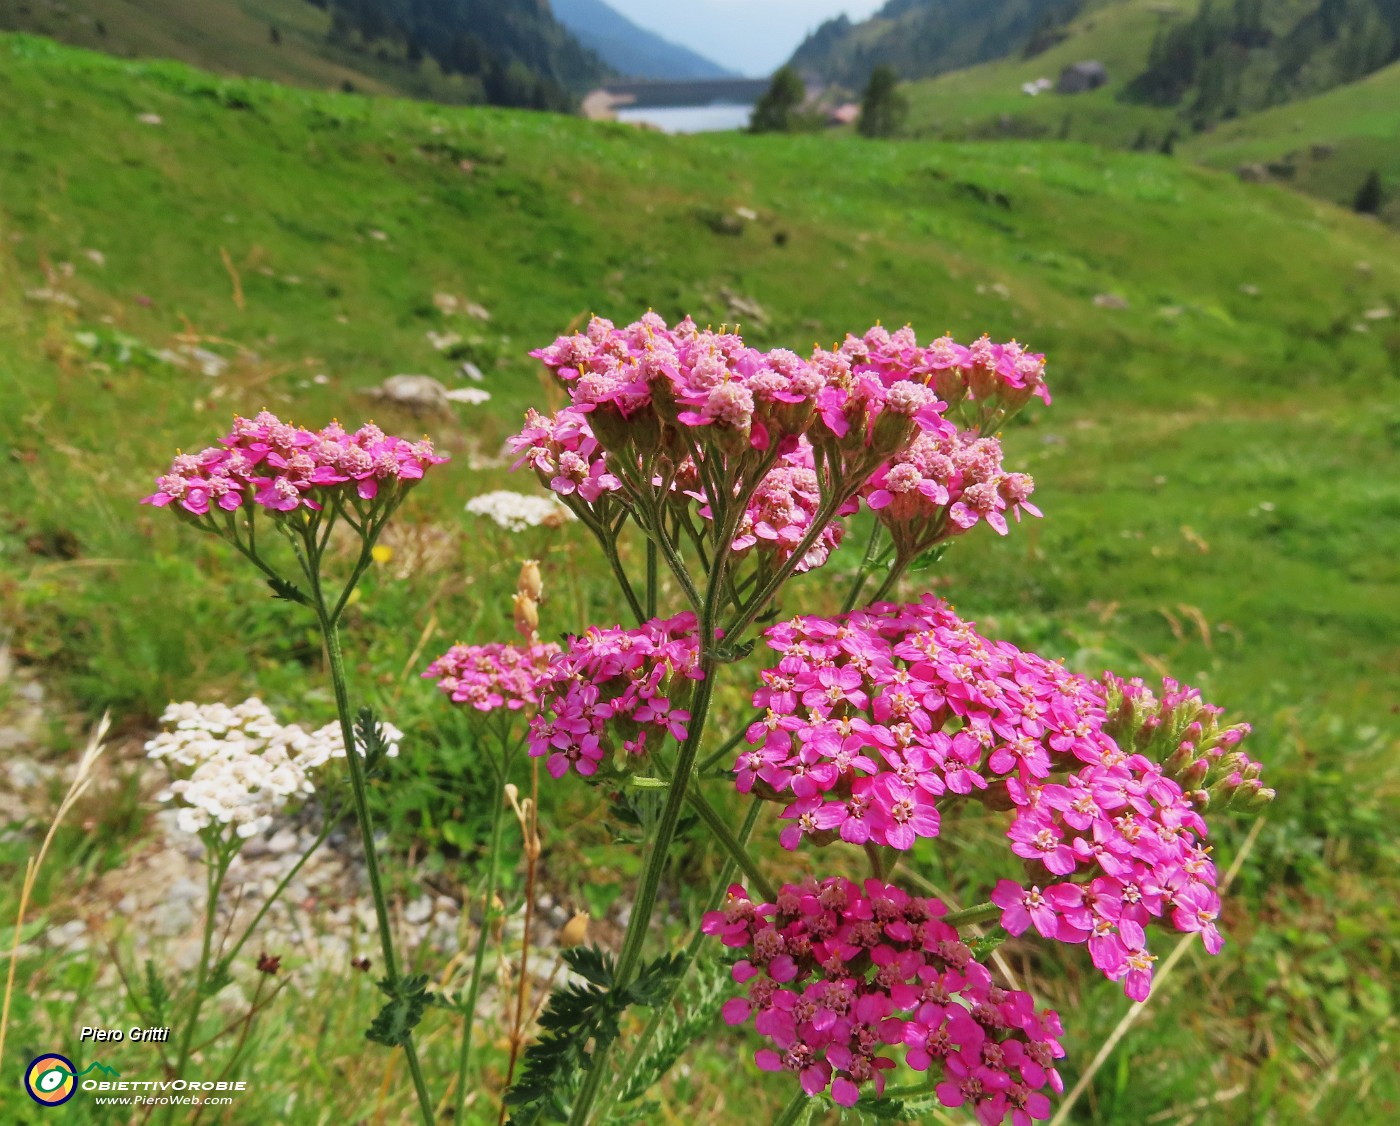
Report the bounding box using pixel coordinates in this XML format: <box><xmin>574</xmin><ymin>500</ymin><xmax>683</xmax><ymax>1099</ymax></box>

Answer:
<box><xmin>741</xmin><ymin>596</ymin><xmax>1113</xmax><ymax>854</ymax></box>
<box><xmin>704</xmin><ymin>877</ymin><xmax>1064</xmax><ymax>1120</ymax></box>
<box><xmin>422</xmin><ymin>641</ymin><xmax>561</xmax><ymax>713</ymax></box>
<box><xmin>527</xmin><ymin>612</ymin><xmax>706</xmax><ymax>778</ymax></box>
<box><xmin>739</xmin><ymin>597</ymin><xmax>1260</xmax><ymax>1000</ymax></box>
<box><xmin>529</xmin><ymin>314</ymin><xmax>956</xmax><ymax>458</ymax></box>
<box><xmin>917</xmin><ymin>333</ymin><xmax>1051</xmax><ymax>415</ymax></box>
<box><xmin>142</xmin><ymin>412</ymin><xmax>448</xmax><ymax>516</ymax></box>
<box><xmin>863</xmin><ymin>430</ymin><xmax>1040</xmax><ymax>543</ymax></box>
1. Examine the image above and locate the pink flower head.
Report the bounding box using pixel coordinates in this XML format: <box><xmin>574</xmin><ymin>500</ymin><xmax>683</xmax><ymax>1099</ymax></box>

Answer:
<box><xmin>708</xmin><ymin>876</ymin><xmax>1063</xmax><ymax>1118</ymax></box>
<box><xmin>422</xmin><ymin>641</ymin><xmax>561</xmax><ymax>713</ymax></box>
<box><xmin>527</xmin><ymin>612</ymin><xmax>705</xmax><ymax>777</ymax></box>
<box><xmin>143</xmin><ymin>413</ymin><xmax>448</xmax><ymax>518</ymax></box>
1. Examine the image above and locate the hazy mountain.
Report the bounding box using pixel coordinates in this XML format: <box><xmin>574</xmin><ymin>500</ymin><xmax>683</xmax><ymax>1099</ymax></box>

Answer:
<box><xmin>551</xmin><ymin>0</ymin><xmax>735</xmax><ymax>79</ymax></box>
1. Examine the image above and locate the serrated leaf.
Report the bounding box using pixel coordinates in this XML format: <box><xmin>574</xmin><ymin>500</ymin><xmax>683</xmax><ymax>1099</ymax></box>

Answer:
<box><xmin>143</xmin><ymin>960</ymin><xmax>169</xmax><ymax>1025</ymax></box>
<box><xmin>354</xmin><ymin>707</ymin><xmax>393</xmax><ymax>774</ymax></box>
<box><xmin>561</xmin><ymin>945</ymin><xmax>616</xmax><ymax>988</ymax></box>
<box><xmin>615</xmin><ymin>956</ymin><xmax>729</xmax><ymax>1105</ymax></box>
<box><xmin>605</xmin><ymin>1099</ymin><xmax>662</xmax><ymax>1126</ymax></box>
<box><xmin>624</xmin><ymin>953</ymin><xmax>686</xmax><ymax>1007</ymax></box>
<box><xmin>365</xmin><ymin>973</ymin><xmax>432</xmax><ymax>1047</ymax></box>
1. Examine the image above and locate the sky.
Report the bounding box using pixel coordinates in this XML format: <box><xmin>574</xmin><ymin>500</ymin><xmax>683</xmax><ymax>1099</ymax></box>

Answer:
<box><xmin>600</xmin><ymin>0</ymin><xmax>888</xmax><ymax>78</ymax></box>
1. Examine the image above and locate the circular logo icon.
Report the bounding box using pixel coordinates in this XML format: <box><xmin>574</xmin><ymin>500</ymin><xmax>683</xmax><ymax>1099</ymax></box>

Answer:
<box><xmin>24</xmin><ymin>1053</ymin><xmax>77</xmax><ymax>1106</ymax></box>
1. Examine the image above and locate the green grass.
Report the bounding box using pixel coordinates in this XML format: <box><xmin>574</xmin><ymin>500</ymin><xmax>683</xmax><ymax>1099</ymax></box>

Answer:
<box><xmin>1183</xmin><ymin>60</ymin><xmax>1400</xmax><ymax>222</ymax></box>
<box><xmin>1</xmin><ymin>30</ymin><xmax>1398</xmax><ymax>1125</ymax></box>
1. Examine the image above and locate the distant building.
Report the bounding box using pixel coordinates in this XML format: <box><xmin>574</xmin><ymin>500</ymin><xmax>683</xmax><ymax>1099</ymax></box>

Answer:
<box><xmin>828</xmin><ymin>102</ymin><xmax>860</xmax><ymax>126</ymax></box>
<box><xmin>1056</xmin><ymin>61</ymin><xmax>1108</xmax><ymax>94</ymax></box>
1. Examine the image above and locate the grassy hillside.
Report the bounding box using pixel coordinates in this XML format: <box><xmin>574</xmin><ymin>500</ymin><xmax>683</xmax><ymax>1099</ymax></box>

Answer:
<box><xmin>1</xmin><ymin>31</ymin><xmax>1398</xmax><ymax>1125</ymax></box>
<box><xmin>896</xmin><ymin>0</ymin><xmax>1191</xmax><ymax>146</ymax></box>
<box><xmin>1183</xmin><ymin>59</ymin><xmax>1400</xmax><ymax>222</ymax></box>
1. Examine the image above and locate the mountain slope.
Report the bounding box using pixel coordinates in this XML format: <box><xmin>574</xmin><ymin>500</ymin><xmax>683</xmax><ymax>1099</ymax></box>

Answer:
<box><xmin>1183</xmin><ymin>58</ymin><xmax>1400</xmax><ymax>222</ymax></box>
<box><xmin>551</xmin><ymin>0</ymin><xmax>733</xmax><ymax>79</ymax></box>
<box><xmin>789</xmin><ymin>0</ymin><xmax>1083</xmax><ymax>89</ymax></box>
<box><xmin>0</xmin><ymin>0</ymin><xmax>603</xmax><ymax>106</ymax></box>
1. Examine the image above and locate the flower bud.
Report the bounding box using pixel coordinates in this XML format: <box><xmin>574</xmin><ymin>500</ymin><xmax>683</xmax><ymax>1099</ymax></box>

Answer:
<box><xmin>518</xmin><ymin>559</ymin><xmax>544</xmax><ymax>603</ymax></box>
<box><xmin>513</xmin><ymin>592</ymin><xmax>539</xmax><ymax>640</ymax></box>
<box><xmin>558</xmin><ymin>911</ymin><xmax>591</xmax><ymax>948</ymax></box>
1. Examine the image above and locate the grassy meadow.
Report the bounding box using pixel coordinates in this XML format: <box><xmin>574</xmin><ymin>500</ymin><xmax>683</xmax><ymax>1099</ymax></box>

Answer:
<box><xmin>1</xmin><ymin>31</ymin><xmax>1398</xmax><ymax>1125</ymax></box>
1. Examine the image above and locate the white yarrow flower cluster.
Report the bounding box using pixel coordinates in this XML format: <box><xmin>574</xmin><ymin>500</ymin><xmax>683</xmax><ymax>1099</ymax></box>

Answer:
<box><xmin>145</xmin><ymin>699</ymin><xmax>402</xmax><ymax>838</ymax></box>
<box><xmin>465</xmin><ymin>490</ymin><xmax>575</xmax><ymax>532</ymax></box>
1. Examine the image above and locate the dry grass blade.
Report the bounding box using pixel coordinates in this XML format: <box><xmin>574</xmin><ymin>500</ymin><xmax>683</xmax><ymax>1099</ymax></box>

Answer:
<box><xmin>1047</xmin><ymin>817</ymin><xmax>1267</xmax><ymax>1126</ymax></box>
<box><xmin>0</xmin><ymin>711</ymin><xmax>111</xmax><ymax>1062</ymax></box>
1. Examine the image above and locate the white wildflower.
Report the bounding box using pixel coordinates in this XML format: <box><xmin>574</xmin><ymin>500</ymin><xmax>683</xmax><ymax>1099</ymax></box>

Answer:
<box><xmin>146</xmin><ymin>700</ymin><xmax>399</xmax><ymax>839</ymax></box>
<box><xmin>465</xmin><ymin>490</ymin><xmax>576</xmax><ymax>532</ymax></box>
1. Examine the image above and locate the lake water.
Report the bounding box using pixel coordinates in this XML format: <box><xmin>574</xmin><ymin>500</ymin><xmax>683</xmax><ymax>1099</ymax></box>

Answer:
<box><xmin>614</xmin><ymin>103</ymin><xmax>754</xmax><ymax>134</ymax></box>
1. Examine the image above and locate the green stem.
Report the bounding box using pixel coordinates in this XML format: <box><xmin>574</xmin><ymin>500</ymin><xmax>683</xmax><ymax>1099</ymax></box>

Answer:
<box><xmin>317</xmin><ymin>609</ymin><xmax>436</xmax><ymax>1126</ymax></box>
<box><xmin>771</xmin><ymin>1088</ymin><xmax>814</xmax><ymax>1126</ymax></box>
<box><xmin>566</xmin><ymin>654</ymin><xmax>721</xmax><ymax>1126</ymax></box>
<box><xmin>645</xmin><ymin>538</ymin><xmax>658</xmax><ymax>619</ymax></box>
<box><xmin>684</xmin><ymin>789</ymin><xmax>775</xmax><ymax>902</ymax></box>
<box><xmin>867</xmin><ymin>557</ymin><xmax>909</xmax><ymax>607</ymax></box>
<box><xmin>454</xmin><ymin>752</ymin><xmax>511</xmax><ymax>1122</ymax></box>
<box><xmin>164</xmin><ymin>846</ymin><xmax>230</xmax><ymax>1123</ymax></box>
<box><xmin>841</xmin><ymin>522</ymin><xmax>886</xmax><ymax>614</ymax></box>
<box><xmin>595</xmin><ymin>801</ymin><xmax>763</xmax><ymax>1122</ymax></box>
<box><xmin>942</xmin><ymin>901</ymin><xmax>1000</xmax><ymax>928</ymax></box>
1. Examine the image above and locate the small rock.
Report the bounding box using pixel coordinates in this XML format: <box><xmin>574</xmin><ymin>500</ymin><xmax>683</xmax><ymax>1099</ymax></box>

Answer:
<box><xmin>364</xmin><ymin>374</ymin><xmax>451</xmax><ymax>415</ymax></box>
<box><xmin>444</xmin><ymin>387</ymin><xmax>491</xmax><ymax>405</ymax></box>
<box><xmin>426</xmin><ymin>330</ymin><xmax>462</xmax><ymax>352</ymax></box>
<box><xmin>1363</xmin><ymin>307</ymin><xmax>1393</xmax><ymax>320</ymax></box>
<box><xmin>1236</xmin><ymin>163</ymin><xmax>1269</xmax><ymax>183</ymax></box>
<box><xmin>137</xmin><ymin>113</ymin><xmax>163</xmax><ymax>126</ymax></box>
<box><xmin>459</xmin><ymin>361</ymin><xmax>484</xmax><ymax>382</ymax></box>
<box><xmin>432</xmin><ymin>292</ymin><xmax>460</xmax><ymax>315</ymax></box>
<box><xmin>24</xmin><ymin>287</ymin><xmax>79</xmax><ymax>309</ymax></box>
<box><xmin>367</xmin><ymin>229</ymin><xmax>388</xmax><ymax>242</ymax></box>
<box><xmin>266</xmin><ymin>828</ymin><xmax>299</xmax><ymax>854</ymax></box>
<box><xmin>1239</xmin><ymin>283</ymin><xmax>1260</xmax><ymax>296</ymax></box>
<box><xmin>83</xmin><ymin>248</ymin><xmax>106</xmax><ymax>267</ymax></box>
<box><xmin>734</xmin><ymin>206</ymin><xmax>758</xmax><ymax>221</ymax></box>
<box><xmin>1093</xmin><ymin>293</ymin><xmax>1129</xmax><ymax>310</ymax></box>
<box><xmin>151</xmin><ymin>899</ymin><xmax>195</xmax><ymax>937</ymax></box>
<box><xmin>465</xmin><ymin>302</ymin><xmax>491</xmax><ymax>321</ymax></box>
